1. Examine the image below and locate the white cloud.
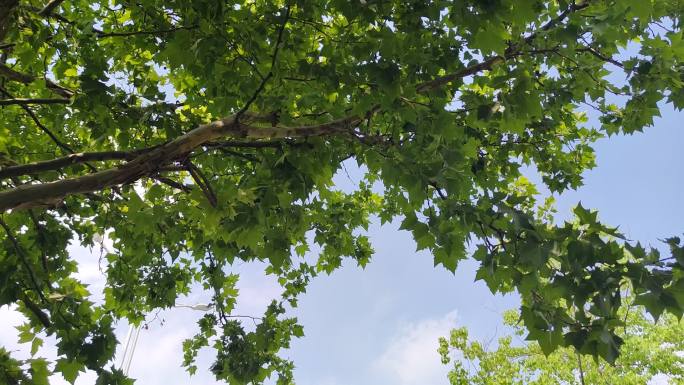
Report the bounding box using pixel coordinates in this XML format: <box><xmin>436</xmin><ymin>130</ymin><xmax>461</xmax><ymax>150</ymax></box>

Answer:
<box><xmin>372</xmin><ymin>311</ymin><xmax>457</xmax><ymax>385</ymax></box>
<box><xmin>0</xmin><ymin>242</ymin><xmax>283</xmax><ymax>385</ymax></box>
<box><xmin>232</xmin><ymin>261</ymin><xmax>283</xmax><ymax>317</ymax></box>
<box><xmin>0</xmin><ymin>305</ymin><xmax>25</xmax><ymax>353</ymax></box>
<box><xmin>125</xmin><ymin>326</ymin><xmax>191</xmax><ymax>381</ymax></box>
<box><xmin>649</xmin><ymin>373</ymin><xmax>670</xmax><ymax>385</ymax></box>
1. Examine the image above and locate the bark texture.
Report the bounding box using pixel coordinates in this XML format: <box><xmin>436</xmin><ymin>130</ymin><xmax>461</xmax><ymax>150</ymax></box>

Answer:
<box><xmin>0</xmin><ymin>114</ymin><xmax>361</xmax><ymax>211</ymax></box>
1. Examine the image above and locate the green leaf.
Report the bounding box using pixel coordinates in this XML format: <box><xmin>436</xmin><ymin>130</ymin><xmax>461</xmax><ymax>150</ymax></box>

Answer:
<box><xmin>55</xmin><ymin>359</ymin><xmax>84</xmax><ymax>384</ymax></box>
<box><xmin>30</xmin><ymin>358</ymin><xmax>50</xmax><ymax>385</ymax></box>
<box><xmin>31</xmin><ymin>337</ymin><xmax>43</xmax><ymax>356</ymax></box>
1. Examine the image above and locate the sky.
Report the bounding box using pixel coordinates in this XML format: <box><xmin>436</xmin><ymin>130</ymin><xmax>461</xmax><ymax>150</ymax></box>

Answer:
<box><xmin>1</xmin><ymin>102</ymin><xmax>683</xmax><ymax>385</ymax></box>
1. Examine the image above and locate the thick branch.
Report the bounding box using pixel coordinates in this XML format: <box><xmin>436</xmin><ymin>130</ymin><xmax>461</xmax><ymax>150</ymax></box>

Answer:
<box><xmin>0</xmin><ymin>114</ymin><xmax>361</xmax><ymax>211</ymax></box>
<box><xmin>0</xmin><ymin>1</ymin><xmax>594</xmax><ymax>212</ymax></box>
<box><xmin>0</xmin><ymin>98</ymin><xmax>70</xmax><ymax>106</ymax></box>
<box><xmin>0</xmin><ymin>63</ymin><xmax>32</xmax><ymax>83</ymax></box>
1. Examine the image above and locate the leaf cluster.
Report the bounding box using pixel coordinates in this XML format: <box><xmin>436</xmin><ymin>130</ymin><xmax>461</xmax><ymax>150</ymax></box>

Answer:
<box><xmin>0</xmin><ymin>0</ymin><xmax>683</xmax><ymax>383</ymax></box>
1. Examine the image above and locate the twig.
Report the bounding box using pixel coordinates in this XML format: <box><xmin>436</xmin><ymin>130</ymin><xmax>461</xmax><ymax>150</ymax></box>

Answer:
<box><xmin>577</xmin><ymin>353</ymin><xmax>586</xmax><ymax>385</ymax></box>
<box><xmin>0</xmin><ymin>86</ymin><xmax>75</xmax><ymax>154</ymax></box>
<box><xmin>226</xmin><ymin>314</ymin><xmax>264</xmax><ymax>321</ymax></box>
<box><xmin>428</xmin><ymin>181</ymin><xmax>447</xmax><ymax>200</ymax></box>
<box><xmin>234</xmin><ymin>4</ymin><xmax>291</xmax><ymax>122</ymax></box>
<box><xmin>185</xmin><ymin>161</ymin><xmax>218</xmax><ymax>207</ymax></box>
<box><xmin>94</xmin><ymin>24</ymin><xmax>198</xmax><ymax>38</ymax></box>
<box><xmin>578</xmin><ymin>46</ymin><xmax>624</xmax><ymax>68</ymax></box>
<box><xmin>0</xmin><ymin>217</ymin><xmax>50</xmax><ymax>326</ymax></box>
<box><xmin>216</xmin><ymin>148</ymin><xmax>259</xmax><ymax>162</ymax></box>
<box><xmin>152</xmin><ymin>176</ymin><xmax>191</xmax><ymax>193</ymax></box>
<box><xmin>0</xmin><ymin>64</ymin><xmax>74</xmax><ymax>98</ymax></box>
<box><xmin>27</xmin><ymin>209</ymin><xmax>49</xmax><ymax>274</ymax></box>
<box><xmin>416</xmin><ymin>1</ymin><xmax>592</xmax><ymax>93</ymax></box>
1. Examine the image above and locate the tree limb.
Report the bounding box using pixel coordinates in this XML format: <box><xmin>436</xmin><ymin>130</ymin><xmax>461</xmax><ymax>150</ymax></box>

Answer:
<box><xmin>416</xmin><ymin>56</ymin><xmax>506</xmax><ymax>93</ymax></box>
<box><xmin>0</xmin><ymin>64</ymin><xmax>74</xmax><ymax>98</ymax></box>
<box><xmin>0</xmin><ymin>150</ymin><xmax>139</xmax><ymax>179</ymax></box>
<box><xmin>186</xmin><ymin>161</ymin><xmax>217</xmax><ymax>207</ymax></box>
<box><xmin>577</xmin><ymin>353</ymin><xmax>586</xmax><ymax>385</ymax></box>
<box><xmin>205</xmin><ymin>140</ymin><xmax>288</xmax><ymax>149</ymax></box>
<box><xmin>0</xmin><ymin>217</ymin><xmax>50</xmax><ymax>323</ymax></box>
<box><xmin>416</xmin><ymin>0</ymin><xmax>591</xmax><ymax>93</ymax></box>
<box><xmin>20</xmin><ymin>294</ymin><xmax>51</xmax><ymax>329</ymax></box>
<box><xmin>26</xmin><ymin>209</ymin><xmax>49</xmax><ymax>273</ymax></box>
<box><xmin>235</xmin><ymin>4</ymin><xmax>291</xmax><ymax>122</ymax></box>
<box><xmin>0</xmin><ymin>87</ymin><xmax>75</xmax><ymax>154</ymax></box>
<box><xmin>37</xmin><ymin>0</ymin><xmax>65</xmax><ymax>16</ymax></box>
<box><xmin>0</xmin><ymin>1</ymin><xmax>596</xmax><ymax>212</ymax></box>
<box><xmin>0</xmin><ymin>113</ymin><xmax>361</xmax><ymax>211</ymax></box>
<box><xmin>151</xmin><ymin>176</ymin><xmax>191</xmax><ymax>193</ymax></box>
<box><xmin>0</xmin><ymin>97</ymin><xmax>70</xmax><ymax>106</ymax></box>
<box><xmin>0</xmin><ymin>0</ymin><xmax>18</xmax><ymax>41</ymax></box>
<box><xmin>577</xmin><ymin>46</ymin><xmax>624</xmax><ymax>68</ymax></box>
<box><xmin>94</xmin><ymin>25</ymin><xmax>199</xmax><ymax>38</ymax></box>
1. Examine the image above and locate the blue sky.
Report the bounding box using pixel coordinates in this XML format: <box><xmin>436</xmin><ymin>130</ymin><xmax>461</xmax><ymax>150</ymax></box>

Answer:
<box><xmin>0</xmin><ymin>105</ymin><xmax>682</xmax><ymax>385</ymax></box>
<box><xmin>284</xmin><ymin>102</ymin><xmax>684</xmax><ymax>385</ymax></box>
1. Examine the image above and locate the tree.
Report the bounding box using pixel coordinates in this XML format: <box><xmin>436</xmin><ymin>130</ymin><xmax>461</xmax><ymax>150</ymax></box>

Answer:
<box><xmin>0</xmin><ymin>0</ymin><xmax>683</xmax><ymax>383</ymax></box>
<box><xmin>439</xmin><ymin>306</ymin><xmax>684</xmax><ymax>385</ymax></box>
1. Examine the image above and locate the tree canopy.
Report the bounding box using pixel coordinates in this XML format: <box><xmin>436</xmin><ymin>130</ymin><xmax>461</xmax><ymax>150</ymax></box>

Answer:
<box><xmin>439</xmin><ymin>306</ymin><xmax>684</xmax><ymax>385</ymax></box>
<box><xmin>0</xmin><ymin>0</ymin><xmax>683</xmax><ymax>383</ymax></box>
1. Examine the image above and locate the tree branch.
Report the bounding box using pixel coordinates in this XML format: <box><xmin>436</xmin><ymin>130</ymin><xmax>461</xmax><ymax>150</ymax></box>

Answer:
<box><xmin>151</xmin><ymin>176</ymin><xmax>191</xmax><ymax>193</ymax></box>
<box><xmin>20</xmin><ymin>294</ymin><xmax>51</xmax><ymax>329</ymax></box>
<box><xmin>37</xmin><ymin>0</ymin><xmax>65</xmax><ymax>17</ymax></box>
<box><xmin>416</xmin><ymin>0</ymin><xmax>591</xmax><ymax>93</ymax></box>
<box><xmin>205</xmin><ymin>140</ymin><xmax>287</xmax><ymax>149</ymax></box>
<box><xmin>0</xmin><ymin>1</ymin><xmax>596</xmax><ymax>212</ymax></box>
<box><xmin>577</xmin><ymin>45</ymin><xmax>624</xmax><ymax>68</ymax></box>
<box><xmin>0</xmin><ymin>87</ymin><xmax>75</xmax><ymax>154</ymax></box>
<box><xmin>0</xmin><ymin>217</ymin><xmax>50</xmax><ymax>328</ymax></box>
<box><xmin>94</xmin><ymin>25</ymin><xmax>198</xmax><ymax>38</ymax></box>
<box><xmin>26</xmin><ymin>209</ymin><xmax>49</xmax><ymax>273</ymax></box>
<box><xmin>235</xmin><ymin>4</ymin><xmax>291</xmax><ymax>122</ymax></box>
<box><xmin>0</xmin><ymin>98</ymin><xmax>70</xmax><ymax>106</ymax></box>
<box><xmin>0</xmin><ymin>112</ymin><xmax>362</xmax><ymax>211</ymax></box>
<box><xmin>0</xmin><ymin>0</ymin><xmax>19</xmax><ymax>41</ymax></box>
<box><xmin>0</xmin><ymin>150</ymin><xmax>140</xmax><ymax>179</ymax></box>
<box><xmin>19</xmin><ymin>105</ymin><xmax>75</xmax><ymax>154</ymax></box>
<box><xmin>0</xmin><ymin>64</ymin><xmax>74</xmax><ymax>98</ymax></box>
<box><xmin>416</xmin><ymin>56</ymin><xmax>506</xmax><ymax>93</ymax></box>
<box><xmin>577</xmin><ymin>353</ymin><xmax>586</xmax><ymax>385</ymax></box>
<box><xmin>186</xmin><ymin>161</ymin><xmax>217</xmax><ymax>207</ymax></box>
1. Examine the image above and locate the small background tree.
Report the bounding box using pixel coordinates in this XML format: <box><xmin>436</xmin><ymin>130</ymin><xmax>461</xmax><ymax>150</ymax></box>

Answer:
<box><xmin>439</xmin><ymin>305</ymin><xmax>684</xmax><ymax>385</ymax></box>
